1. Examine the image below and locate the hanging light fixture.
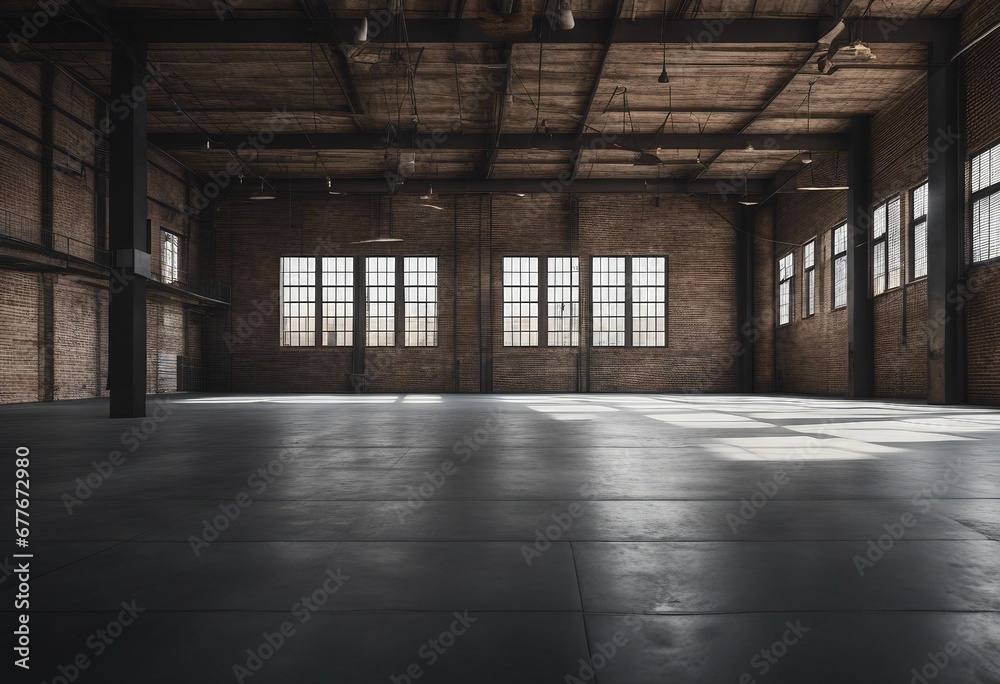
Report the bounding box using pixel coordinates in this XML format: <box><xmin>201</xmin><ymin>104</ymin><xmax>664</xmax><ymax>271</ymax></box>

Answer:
<box><xmin>248</xmin><ymin>177</ymin><xmax>276</xmax><ymax>201</ymax></box>
<box><xmin>554</xmin><ymin>0</ymin><xmax>574</xmax><ymax>30</ymax></box>
<box><xmin>356</xmin><ymin>16</ymin><xmax>369</xmax><ymax>45</ymax></box>
<box><xmin>657</xmin><ymin>0</ymin><xmax>669</xmax><ymax>83</ymax></box>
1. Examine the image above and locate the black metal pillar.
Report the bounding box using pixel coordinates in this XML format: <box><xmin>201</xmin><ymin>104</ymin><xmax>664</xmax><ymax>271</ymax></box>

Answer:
<box><xmin>926</xmin><ymin>31</ymin><xmax>966</xmax><ymax>405</ymax></box>
<box><xmin>108</xmin><ymin>43</ymin><xmax>149</xmax><ymax>418</ymax></box>
<box><xmin>735</xmin><ymin>204</ymin><xmax>755</xmax><ymax>393</ymax></box>
<box><xmin>847</xmin><ymin>116</ymin><xmax>874</xmax><ymax>398</ymax></box>
<box><xmin>350</xmin><ymin>254</ymin><xmax>367</xmax><ymax>391</ymax></box>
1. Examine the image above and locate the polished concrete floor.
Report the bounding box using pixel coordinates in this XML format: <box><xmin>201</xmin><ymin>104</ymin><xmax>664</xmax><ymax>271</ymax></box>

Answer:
<box><xmin>2</xmin><ymin>393</ymin><xmax>1000</xmax><ymax>683</ymax></box>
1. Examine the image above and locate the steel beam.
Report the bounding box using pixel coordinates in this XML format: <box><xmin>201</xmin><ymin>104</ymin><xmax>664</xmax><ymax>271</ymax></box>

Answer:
<box><xmin>231</xmin><ymin>176</ymin><xmax>764</xmax><ymax>195</ymax></box>
<box><xmin>846</xmin><ymin>116</ymin><xmax>873</xmax><ymax>399</ymax></box>
<box><xmin>6</xmin><ymin>17</ymin><xmax>955</xmax><ymax>45</ymax></box>
<box><xmin>108</xmin><ymin>42</ymin><xmax>149</xmax><ymax>418</ymax></box>
<box><xmin>926</xmin><ymin>29</ymin><xmax>965</xmax><ymax>404</ymax></box>
<box><xmin>149</xmin><ymin>131</ymin><xmax>848</xmax><ymax>152</ymax></box>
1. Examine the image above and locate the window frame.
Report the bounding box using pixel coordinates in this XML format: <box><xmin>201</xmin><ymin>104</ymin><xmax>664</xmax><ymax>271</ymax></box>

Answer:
<box><xmin>364</xmin><ymin>255</ymin><xmax>397</xmax><ymax>347</ymax></box>
<box><xmin>321</xmin><ymin>256</ymin><xmax>355</xmax><ymax>347</ymax></box>
<box><xmin>403</xmin><ymin>256</ymin><xmax>439</xmax><ymax>347</ymax></box>
<box><xmin>502</xmin><ymin>255</ymin><xmax>541</xmax><ymax>347</ymax></box>
<box><xmin>589</xmin><ymin>255</ymin><xmax>668</xmax><ymax>348</ymax></box>
<box><xmin>545</xmin><ymin>256</ymin><xmax>580</xmax><ymax>347</ymax></box>
<box><xmin>161</xmin><ymin>229</ymin><xmax>181</xmax><ymax>285</ymax></box>
<box><xmin>777</xmin><ymin>251</ymin><xmax>794</xmax><ymax>327</ymax></box>
<box><xmin>970</xmin><ymin>140</ymin><xmax>1000</xmax><ymax>265</ymax></box>
<box><xmin>832</xmin><ymin>223</ymin><xmax>848</xmax><ymax>310</ymax></box>
<box><xmin>910</xmin><ymin>181</ymin><xmax>929</xmax><ymax>281</ymax></box>
<box><xmin>279</xmin><ymin>255</ymin><xmax>318</xmax><ymax>348</ymax></box>
<box><xmin>802</xmin><ymin>239</ymin><xmax>816</xmax><ymax>319</ymax></box>
<box><xmin>871</xmin><ymin>196</ymin><xmax>902</xmax><ymax>296</ymax></box>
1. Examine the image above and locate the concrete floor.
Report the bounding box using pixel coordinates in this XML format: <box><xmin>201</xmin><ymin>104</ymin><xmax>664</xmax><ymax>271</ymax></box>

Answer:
<box><xmin>3</xmin><ymin>393</ymin><xmax>1000</xmax><ymax>683</ymax></box>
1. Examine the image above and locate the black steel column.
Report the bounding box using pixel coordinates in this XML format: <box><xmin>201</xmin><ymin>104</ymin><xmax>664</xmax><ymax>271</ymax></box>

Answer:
<box><xmin>735</xmin><ymin>204</ymin><xmax>755</xmax><ymax>393</ymax></box>
<box><xmin>847</xmin><ymin>116</ymin><xmax>874</xmax><ymax>398</ymax></box>
<box><xmin>927</xmin><ymin>31</ymin><xmax>966</xmax><ymax>405</ymax></box>
<box><xmin>351</xmin><ymin>254</ymin><xmax>367</xmax><ymax>391</ymax></box>
<box><xmin>108</xmin><ymin>43</ymin><xmax>149</xmax><ymax>418</ymax></box>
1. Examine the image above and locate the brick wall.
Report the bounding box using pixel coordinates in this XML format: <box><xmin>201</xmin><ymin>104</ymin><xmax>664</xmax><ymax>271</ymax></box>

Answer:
<box><xmin>963</xmin><ymin>2</ymin><xmax>1000</xmax><ymax>405</ymax></box>
<box><xmin>208</xmin><ymin>191</ymin><xmax>741</xmax><ymax>394</ymax></box>
<box><xmin>0</xmin><ymin>59</ymin><xmax>206</xmax><ymax>404</ymax></box>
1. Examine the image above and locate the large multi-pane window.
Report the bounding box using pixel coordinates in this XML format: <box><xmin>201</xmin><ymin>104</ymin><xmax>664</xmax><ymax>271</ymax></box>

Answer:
<box><xmin>803</xmin><ymin>240</ymin><xmax>816</xmax><ymax>318</ymax></box>
<box><xmin>280</xmin><ymin>256</ymin><xmax>316</xmax><ymax>346</ymax></box>
<box><xmin>872</xmin><ymin>197</ymin><xmax>901</xmax><ymax>295</ymax></box>
<box><xmin>322</xmin><ymin>257</ymin><xmax>353</xmax><ymax>346</ymax></box>
<box><xmin>503</xmin><ymin>257</ymin><xmax>539</xmax><ymax>346</ymax></box>
<box><xmin>161</xmin><ymin>230</ymin><xmax>180</xmax><ymax>284</ymax></box>
<box><xmin>283</xmin><ymin>256</ymin><xmax>438</xmax><ymax>348</ymax></box>
<box><xmin>631</xmin><ymin>257</ymin><xmax>667</xmax><ymax>346</ymax></box>
<box><xmin>592</xmin><ymin>256</ymin><xmax>667</xmax><ymax>347</ymax></box>
<box><xmin>547</xmin><ymin>257</ymin><xmax>579</xmax><ymax>346</ymax></box>
<box><xmin>832</xmin><ymin>224</ymin><xmax>848</xmax><ymax>309</ymax></box>
<box><xmin>366</xmin><ymin>256</ymin><xmax>396</xmax><ymax>346</ymax></box>
<box><xmin>971</xmin><ymin>141</ymin><xmax>1000</xmax><ymax>263</ymax></box>
<box><xmin>778</xmin><ymin>252</ymin><xmax>794</xmax><ymax>326</ymax></box>
<box><xmin>404</xmin><ymin>256</ymin><xmax>438</xmax><ymax>347</ymax></box>
<box><xmin>592</xmin><ymin>256</ymin><xmax>626</xmax><ymax>346</ymax></box>
<box><xmin>911</xmin><ymin>182</ymin><xmax>928</xmax><ymax>280</ymax></box>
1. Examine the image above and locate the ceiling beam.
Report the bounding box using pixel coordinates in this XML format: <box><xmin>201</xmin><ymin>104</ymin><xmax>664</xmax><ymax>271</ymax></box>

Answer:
<box><xmin>693</xmin><ymin>0</ymin><xmax>855</xmax><ymax>180</ymax></box>
<box><xmin>571</xmin><ymin>0</ymin><xmax>626</xmax><ymax>182</ymax></box>
<box><xmin>150</xmin><ymin>131</ymin><xmax>848</xmax><ymax>151</ymax></box>
<box><xmin>6</xmin><ymin>17</ymin><xmax>955</xmax><ymax>45</ymax></box>
<box><xmin>482</xmin><ymin>42</ymin><xmax>513</xmax><ymax>180</ymax></box>
<box><xmin>230</xmin><ymin>177</ymin><xmax>767</xmax><ymax>195</ymax></box>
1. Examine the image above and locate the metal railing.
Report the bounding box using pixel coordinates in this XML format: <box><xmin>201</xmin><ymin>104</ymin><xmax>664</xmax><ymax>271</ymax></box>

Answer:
<box><xmin>1</xmin><ymin>208</ymin><xmax>230</xmax><ymax>303</ymax></box>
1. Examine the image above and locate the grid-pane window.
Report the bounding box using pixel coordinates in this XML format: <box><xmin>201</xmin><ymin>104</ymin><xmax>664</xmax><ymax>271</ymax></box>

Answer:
<box><xmin>322</xmin><ymin>257</ymin><xmax>353</xmax><ymax>346</ymax></box>
<box><xmin>280</xmin><ymin>256</ymin><xmax>316</xmax><ymax>346</ymax></box>
<box><xmin>833</xmin><ymin>224</ymin><xmax>848</xmax><ymax>309</ymax></box>
<box><xmin>162</xmin><ymin>231</ymin><xmax>179</xmax><ymax>284</ymax></box>
<box><xmin>631</xmin><ymin>257</ymin><xmax>667</xmax><ymax>346</ymax></box>
<box><xmin>365</xmin><ymin>256</ymin><xmax>396</xmax><ymax>346</ymax></box>
<box><xmin>503</xmin><ymin>257</ymin><xmax>539</xmax><ymax>346</ymax></box>
<box><xmin>971</xmin><ymin>142</ymin><xmax>1000</xmax><ymax>263</ymax></box>
<box><xmin>912</xmin><ymin>183</ymin><xmax>928</xmax><ymax>279</ymax></box>
<box><xmin>547</xmin><ymin>257</ymin><xmax>579</xmax><ymax>346</ymax></box>
<box><xmin>872</xmin><ymin>198</ymin><xmax>901</xmax><ymax>295</ymax></box>
<box><xmin>803</xmin><ymin>240</ymin><xmax>816</xmax><ymax>318</ymax></box>
<box><xmin>592</xmin><ymin>257</ymin><xmax>626</xmax><ymax>346</ymax></box>
<box><xmin>404</xmin><ymin>257</ymin><xmax>438</xmax><ymax>347</ymax></box>
<box><xmin>778</xmin><ymin>253</ymin><xmax>794</xmax><ymax>326</ymax></box>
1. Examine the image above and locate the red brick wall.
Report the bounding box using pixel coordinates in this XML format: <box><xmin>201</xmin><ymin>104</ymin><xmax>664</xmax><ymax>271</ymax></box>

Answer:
<box><xmin>963</xmin><ymin>2</ymin><xmax>1000</xmax><ymax>405</ymax></box>
<box><xmin>0</xmin><ymin>61</ymin><xmax>205</xmax><ymax>404</ymax></box>
<box><xmin>209</xmin><ymin>192</ymin><xmax>741</xmax><ymax>393</ymax></box>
